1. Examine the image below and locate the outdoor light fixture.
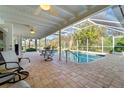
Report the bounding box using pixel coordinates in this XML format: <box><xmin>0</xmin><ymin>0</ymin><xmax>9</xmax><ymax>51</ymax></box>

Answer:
<box><xmin>30</xmin><ymin>28</ymin><xmax>35</xmax><ymax>34</ymax></box>
<box><xmin>40</xmin><ymin>4</ymin><xmax>51</xmax><ymax>11</ymax></box>
<box><xmin>30</xmin><ymin>31</ymin><xmax>35</xmax><ymax>34</ymax></box>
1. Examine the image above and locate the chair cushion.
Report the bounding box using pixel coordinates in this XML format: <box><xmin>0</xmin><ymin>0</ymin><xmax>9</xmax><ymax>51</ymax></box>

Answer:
<box><xmin>1</xmin><ymin>51</ymin><xmax>18</xmax><ymax>62</ymax></box>
<box><xmin>6</xmin><ymin>63</ymin><xmax>19</xmax><ymax>69</ymax></box>
<box><xmin>0</xmin><ymin>72</ymin><xmax>15</xmax><ymax>85</ymax></box>
<box><xmin>1</xmin><ymin>51</ymin><xmax>19</xmax><ymax>69</ymax></box>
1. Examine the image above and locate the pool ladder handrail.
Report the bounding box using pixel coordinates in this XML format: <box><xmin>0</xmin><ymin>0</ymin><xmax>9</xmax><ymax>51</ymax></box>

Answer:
<box><xmin>65</xmin><ymin>50</ymin><xmax>79</xmax><ymax>63</ymax></box>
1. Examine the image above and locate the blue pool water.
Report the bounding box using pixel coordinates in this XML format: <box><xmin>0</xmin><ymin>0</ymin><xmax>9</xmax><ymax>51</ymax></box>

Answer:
<box><xmin>63</xmin><ymin>51</ymin><xmax>105</xmax><ymax>64</ymax></box>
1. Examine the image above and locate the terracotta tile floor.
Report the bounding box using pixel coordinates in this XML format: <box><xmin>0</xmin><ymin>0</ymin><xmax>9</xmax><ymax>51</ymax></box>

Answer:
<box><xmin>1</xmin><ymin>52</ymin><xmax>124</xmax><ymax>88</ymax></box>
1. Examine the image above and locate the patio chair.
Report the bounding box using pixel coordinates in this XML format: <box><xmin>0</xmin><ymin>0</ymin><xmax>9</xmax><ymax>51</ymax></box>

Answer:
<box><xmin>0</xmin><ymin>62</ymin><xmax>28</xmax><ymax>85</ymax></box>
<box><xmin>44</xmin><ymin>50</ymin><xmax>53</xmax><ymax>61</ymax></box>
<box><xmin>0</xmin><ymin>51</ymin><xmax>29</xmax><ymax>85</ymax></box>
<box><xmin>40</xmin><ymin>49</ymin><xmax>46</xmax><ymax>57</ymax></box>
<box><xmin>18</xmin><ymin>54</ymin><xmax>30</xmax><ymax>63</ymax></box>
<box><xmin>1</xmin><ymin>51</ymin><xmax>30</xmax><ymax>70</ymax></box>
<box><xmin>43</xmin><ymin>46</ymin><xmax>54</xmax><ymax>61</ymax></box>
<box><xmin>40</xmin><ymin>46</ymin><xmax>53</xmax><ymax>61</ymax></box>
<box><xmin>0</xmin><ymin>72</ymin><xmax>19</xmax><ymax>85</ymax></box>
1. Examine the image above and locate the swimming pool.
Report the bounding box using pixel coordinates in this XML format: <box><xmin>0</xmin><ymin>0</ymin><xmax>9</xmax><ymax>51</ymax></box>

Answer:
<box><xmin>63</xmin><ymin>51</ymin><xmax>105</xmax><ymax>64</ymax></box>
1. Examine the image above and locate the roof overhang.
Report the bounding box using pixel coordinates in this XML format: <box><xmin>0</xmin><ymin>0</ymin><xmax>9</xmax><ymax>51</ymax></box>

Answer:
<box><xmin>0</xmin><ymin>5</ymin><xmax>109</xmax><ymax>39</ymax></box>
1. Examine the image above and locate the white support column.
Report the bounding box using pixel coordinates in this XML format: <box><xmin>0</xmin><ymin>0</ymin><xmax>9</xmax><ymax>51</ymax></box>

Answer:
<box><xmin>76</xmin><ymin>40</ymin><xmax>79</xmax><ymax>62</ymax></box>
<box><xmin>59</xmin><ymin>30</ymin><xmax>61</xmax><ymax>61</ymax></box>
<box><xmin>28</xmin><ymin>39</ymin><xmax>31</xmax><ymax>48</ymax></box>
<box><xmin>35</xmin><ymin>39</ymin><xmax>37</xmax><ymax>51</ymax></box>
<box><xmin>76</xmin><ymin>40</ymin><xmax>79</xmax><ymax>52</ymax></box>
<box><xmin>64</xmin><ymin>42</ymin><xmax>66</xmax><ymax>50</ymax></box>
<box><xmin>11</xmin><ymin>24</ymin><xmax>14</xmax><ymax>51</ymax></box>
<box><xmin>113</xmin><ymin>36</ymin><xmax>115</xmax><ymax>53</ymax></box>
<box><xmin>5</xmin><ymin>24</ymin><xmax>14</xmax><ymax>51</ymax></box>
<box><xmin>87</xmin><ymin>38</ymin><xmax>89</xmax><ymax>62</ymax></box>
<box><xmin>19</xmin><ymin>35</ymin><xmax>22</xmax><ymax>55</ymax></box>
<box><xmin>45</xmin><ymin>37</ymin><xmax>47</xmax><ymax>47</ymax></box>
<box><xmin>25</xmin><ymin>39</ymin><xmax>26</xmax><ymax>51</ymax></box>
<box><xmin>39</xmin><ymin>39</ymin><xmax>40</xmax><ymax>50</ymax></box>
<box><xmin>102</xmin><ymin>37</ymin><xmax>104</xmax><ymax>53</ymax></box>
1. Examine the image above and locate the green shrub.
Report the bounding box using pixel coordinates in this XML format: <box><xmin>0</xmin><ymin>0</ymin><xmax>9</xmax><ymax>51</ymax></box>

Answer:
<box><xmin>114</xmin><ymin>44</ymin><xmax>124</xmax><ymax>52</ymax></box>
<box><xmin>114</xmin><ymin>38</ymin><xmax>124</xmax><ymax>52</ymax></box>
<box><xmin>26</xmin><ymin>48</ymin><xmax>36</xmax><ymax>52</ymax></box>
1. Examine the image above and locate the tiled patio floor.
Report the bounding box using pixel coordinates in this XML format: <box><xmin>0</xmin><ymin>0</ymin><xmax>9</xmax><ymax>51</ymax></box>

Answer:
<box><xmin>1</xmin><ymin>52</ymin><xmax>124</xmax><ymax>88</ymax></box>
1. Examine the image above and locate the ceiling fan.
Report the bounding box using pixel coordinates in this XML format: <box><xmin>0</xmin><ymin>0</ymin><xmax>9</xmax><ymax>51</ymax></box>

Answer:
<box><xmin>18</xmin><ymin>24</ymin><xmax>37</xmax><ymax>34</ymax></box>
<box><xmin>34</xmin><ymin>4</ymin><xmax>59</xmax><ymax>16</ymax></box>
<box><xmin>28</xmin><ymin>26</ymin><xmax>37</xmax><ymax>34</ymax></box>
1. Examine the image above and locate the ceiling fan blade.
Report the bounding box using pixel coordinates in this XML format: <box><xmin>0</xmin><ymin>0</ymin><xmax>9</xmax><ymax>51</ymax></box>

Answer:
<box><xmin>34</xmin><ymin>6</ymin><xmax>41</xmax><ymax>15</ymax></box>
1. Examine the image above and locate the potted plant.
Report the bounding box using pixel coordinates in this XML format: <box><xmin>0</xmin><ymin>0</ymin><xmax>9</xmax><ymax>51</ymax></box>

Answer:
<box><xmin>0</xmin><ymin>39</ymin><xmax>4</xmax><ymax>51</ymax></box>
<box><xmin>109</xmin><ymin>50</ymin><xmax>113</xmax><ymax>54</ymax></box>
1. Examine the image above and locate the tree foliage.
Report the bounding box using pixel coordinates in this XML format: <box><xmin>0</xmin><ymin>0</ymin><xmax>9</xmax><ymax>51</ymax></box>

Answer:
<box><xmin>73</xmin><ymin>25</ymin><xmax>104</xmax><ymax>46</ymax></box>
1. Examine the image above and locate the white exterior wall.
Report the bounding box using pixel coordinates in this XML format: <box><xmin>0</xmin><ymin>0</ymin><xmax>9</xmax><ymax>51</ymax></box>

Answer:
<box><xmin>4</xmin><ymin>23</ymin><xmax>14</xmax><ymax>51</ymax></box>
<box><xmin>1</xmin><ymin>23</ymin><xmax>28</xmax><ymax>55</ymax></box>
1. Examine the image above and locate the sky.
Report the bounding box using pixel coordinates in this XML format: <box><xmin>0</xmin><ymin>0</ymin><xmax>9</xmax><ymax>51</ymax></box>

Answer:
<box><xmin>91</xmin><ymin>7</ymin><xmax>119</xmax><ymax>22</ymax></box>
